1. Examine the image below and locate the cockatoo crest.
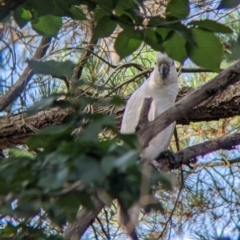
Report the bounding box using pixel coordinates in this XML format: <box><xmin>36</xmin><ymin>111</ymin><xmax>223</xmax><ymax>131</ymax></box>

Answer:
<box><xmin>150</xmin><ymin>52</ymin><xmax>177</xmax><ymax>88</ymax></box>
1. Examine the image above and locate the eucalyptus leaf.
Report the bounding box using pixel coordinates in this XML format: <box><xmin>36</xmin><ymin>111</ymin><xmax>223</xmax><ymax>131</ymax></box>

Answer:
<box><xmin>13</xmin><ymin>6</ymin><xmax>32</xmax><ymax>28</ymax></box>
<box><xmin>187</xmin><ymin>28</ymin><xmax>222</xmax><ymax>71</ymax></box>
<box><xmin>188</xmin><ymin>20</ymin><xmax>232</xmax><ymax>33</ymax></box>
<box><xmin>31</xmin><ymin>15</ymin><xmax>62</xmax><ymax>36</ymax></box>
<box><xmin>93</xmin><ymin>16</ymin><xmax>117</xmax><ymax>40</ymax></box>
<box><xmin>164</xmin><ymin>32</ymin><xmax>187</xmax><ymax>62</ymax></box>
<box><xmin>114</xmin><ymin>30</ymin><xmax>142</xmax><ymax>59</ymax></box>
<box><xmin>28</xmin><ymin>60</ymin><xmax>75</xmax><ymax>79</ymax></box>
<box><xmin>218</xmin><ymin>0</ymin><xmax>240</xmax><ymax>9</ymax></box>
<box><xmin>166</xmin><ymin>0</ymin><xmax>190</xmax><ymax>19</ymax></box>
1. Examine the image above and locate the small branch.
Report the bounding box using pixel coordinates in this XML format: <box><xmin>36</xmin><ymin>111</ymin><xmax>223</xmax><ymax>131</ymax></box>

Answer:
<box><xmin>96</xmin><ymin>216</ymin><xmax>110</xmax><ymax>240</ymax></box>
<box><xmin>154</xmin><ymin>133</ymin><xmax>240</xmax><ymax>170</ymax></box>
<box><xmin>70</xmin><ymin>22</ymin><xmax>98</xmax><ymax>95</ymax></box>
<box><xmin>103</xmin><ymin>69</ymin><xmax>150</xmax><ymax>98</ymax></box>
<box><xmin>176</xmin><ymin>133</ymin><xmax>240</xmax><ymax>165</ymax></box>
<box><xmin>0</xmin><ymin>37</ymin><xmax>51</xmax><ymax>111</ymax></box>
<box><xmin>136</xmin><ymin>61</ymin><xmax>240</xmax><ymax>149</ymax></box>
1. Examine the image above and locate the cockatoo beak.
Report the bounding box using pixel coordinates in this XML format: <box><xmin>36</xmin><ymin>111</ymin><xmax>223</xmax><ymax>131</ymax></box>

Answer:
<box><xmin>159</xmin><ymin>63</ymin><xmax>170</xmax><ymax>79</ymax></box>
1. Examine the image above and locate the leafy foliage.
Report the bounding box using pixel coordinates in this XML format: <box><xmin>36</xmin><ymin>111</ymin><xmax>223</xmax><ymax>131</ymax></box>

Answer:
<box><xmin>11</xmin><ymin>0</ymin><xmax>234</xmax><ymax>70</ymax></box>
<box><xmin>0</xmin><ymin>0</ymin><xmax>240</xmax><ymax>239</ymax></box>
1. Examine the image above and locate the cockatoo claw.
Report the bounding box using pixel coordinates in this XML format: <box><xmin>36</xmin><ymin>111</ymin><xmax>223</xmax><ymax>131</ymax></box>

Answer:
<box><xmin>156</xmin><ymin>149</ymin><xmax>180</xmax><ymax>170</ymax></box>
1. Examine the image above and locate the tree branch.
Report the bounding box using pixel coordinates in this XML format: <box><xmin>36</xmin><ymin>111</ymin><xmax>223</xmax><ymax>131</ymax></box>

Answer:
<box><xmin>176</xmin><ymin>133</ymin><xmax>240</xmax><ymax>165</ymax></box>
<box><xmin>1</xmin><ymin>78</ymin><xmax>240</xmax><ymax>149</ymax></box>
<box><xmin>0</xmin><ymin>37</ymin><xmax>51</xmax><ymax>111</ymax></box>
<box><xmin>63</xmin><ymin>197</ymin><xmax>103</xmax><ymax>240</ymax></box>
<box><xmin>153</xmin><ymin>133</ymin><xmax>240</xmax><ymax>171</ymax></box>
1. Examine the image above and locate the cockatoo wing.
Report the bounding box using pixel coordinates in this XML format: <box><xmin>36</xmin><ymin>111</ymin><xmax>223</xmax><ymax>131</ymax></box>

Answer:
<box><xmin>120</xmin><ymin>81</ymin><xmax>148</xmax><ymax>134</ymax></box>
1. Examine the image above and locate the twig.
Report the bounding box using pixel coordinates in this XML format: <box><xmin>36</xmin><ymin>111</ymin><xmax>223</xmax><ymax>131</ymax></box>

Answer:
<box><xmin>96</xmin><ymin>216</ymin><xmax>110</xmax><ymax>240</ymax></box>
<box><xmin>158</xmin><ymin>186</ymin><xmax>183</xmax><ymax>238</ymax></box>
<box><xmin>103</xmin><ymin>69</ymin><xmax>150</xmax><ymax>98</ymax></box>
<box><xmin>0</xmin><ymin>37</ymin><xmax>51</xmax><ymax>111</ymax></box>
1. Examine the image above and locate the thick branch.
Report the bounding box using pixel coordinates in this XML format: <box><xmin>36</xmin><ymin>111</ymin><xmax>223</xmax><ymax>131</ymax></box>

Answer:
<box><xmin>136</xmin><ymin>61</ymin><xmax>240</xmax><ymax>148</ymax></box>
<box><xmin>1</xmin><ymin>80</ymin><xmax>240</xmax><ymax>149</ymax></box>
<box><xmin>0</xmin><ymin>107</ymin><xmax>69</xmax><ymax>149</ymax></box>
<box><xmin>0</xmin><ymin>37</ymin><xmax>51</xmax><ymax>111</ymax></box>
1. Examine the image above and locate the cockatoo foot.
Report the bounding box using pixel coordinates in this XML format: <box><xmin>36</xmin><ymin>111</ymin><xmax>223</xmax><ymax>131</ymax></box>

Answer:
<box><xmin>156</xmin><ymin>150</ymin><xmax>181</xmax><ymax>170</ymax></box>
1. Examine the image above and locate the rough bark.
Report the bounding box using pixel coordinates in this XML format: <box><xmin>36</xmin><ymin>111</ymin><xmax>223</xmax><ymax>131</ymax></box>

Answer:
<box><xmin>152</xmin><ymin>133</ymin><xmax>240</xmax><ymax>171</ymax></box>
<box><xmin>1</xmin><ymin>79</ymin><xmax>240</xmax><ymax>149</ymax></box>
<box><xmin>0</xmin><ymin>107</ymin><xmax>70</xmax><ymax>148</ymax></box>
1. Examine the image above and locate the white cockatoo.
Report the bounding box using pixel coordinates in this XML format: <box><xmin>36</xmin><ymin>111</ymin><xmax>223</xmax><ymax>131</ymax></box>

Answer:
<box><xmin>118</xmin><ymin>52</ymin><xmax>179</xmax><ymax>228</ymax></box>
<box><xmin>121</xmin><ymin>52</ymin><xmax>179</xmax><ymax>160</ymax></box>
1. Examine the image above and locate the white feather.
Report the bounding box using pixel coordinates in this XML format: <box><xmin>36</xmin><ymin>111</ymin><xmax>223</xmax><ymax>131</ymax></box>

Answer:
<box><xmin>118</xmin><ymin>52</ymin><xmax>179</xmax><ymax>227</ymax></box>
<box><xmin>121</xmin><ymin>52</ymin><xmax>178</xmax><ymax>160</ymax></box>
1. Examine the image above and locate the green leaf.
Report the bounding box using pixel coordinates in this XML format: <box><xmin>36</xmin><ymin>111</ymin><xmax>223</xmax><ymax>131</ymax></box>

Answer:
<box><xmin>93</xmin><ymin>0</ymin><xmax>120</xmax><ymax>11</ymax></box>
<box><xmin>218</xmin><ymin>0</ymin><xmax>240</xmax><ymax>9</ymax></box>
<box><xmin>143</xmin><ymin>28</ymin><xmax>163</xmax><ymax>51</ymax></box>
<box><xmin>188</xmin><ymin>20</ymin><xmax>232</xmax><ymax>33</ymax></box>
<box><xmin>114</xmin><ymin>30</ymin><xmax>142</xmax><ymax>59</ymax></box>
<box><xmin>93</xmin><ymin>16</ymin><xmax>117</xmax><ymax>40</ymax></box>
<box><xmin>28</xmin><ymin>60</ymin><xmax>75</xmax><ymax>79</ymax></box>
<box><xmin>13</xmin><ymin>6</ymin><xmax>32</xmax><ymax>28</ymax></box>
<box><xmin>0</xmin><ymin>223</ymin><xmax>17</xmax><ymax>238</ymax></box>
<box><xmin>65</xmin><ymin>6</ymin><xmax>86</xmax><ymax>20</ymax></box>
<box><xmin>115</xmin><ymin>0</ymin><xmax>139</xmax><ymax>15</ymax></box>
<box><xmin>148</xmin><ymin>16</ymin><xmax>165</xmax><ymax>26</ymax></box>
<box><xmin>166</xmin><ymin>0</ymin><xmax>190</xmax><ymax>19</ymax></box>
<box><xmin>31</xmin><ymin>15</ymin><xmax>62</xmax><ymax>36</ymax></box>
<box><xmin>38</xmin><ymin>167</ymin><xmax>68</xmax><ymax>190</ymax></box>
<box><xmin>9</xmin><ymin>148</ymin><xmax>35</xmax><ymax>159</ymax></box>
<box><xmin>187</xmin><ymin>28</ymin><xmax>222</xmax><ymax>71</ymax></box>
<box><xmin>24</xmin><ymin>0</ymin><xmax>55</xmax><ymax>16</ymax></box>
<box><xmin>94</xmin><ymin>6</ymin><xmax>110</xmax><ymax>22</ymax></box>
<box><xmin>155</xmin><ymin>27</ymin><xmax>172</xmax><ymax>40</ymax></box>
<box><xmin>228</xmin><ymin>35</ymin><xmax>240</xmax><ymax>61</ymax></box>
<box><xmin>27</xmin><ymin>97</ymin><xmax>55</xmax><ymax>114</ymax></box>
<box><xmin>80</xmin><ymin>115</ymin><xmax>115</xmax><ymax>142</ymax></box>
<box><xmin>164</xmin><ymin>32</ymin><xmax>187</xmax><ymax>62</ymax></box>
<box><xmin>57</xmin><ymin>193</ymin><xmax>84</xmax><ymax>221</ymax></box>
<box><xmin>171</xmin><ymin>23</ymin><xmax>195</xmax><ymax>46</ymax></box>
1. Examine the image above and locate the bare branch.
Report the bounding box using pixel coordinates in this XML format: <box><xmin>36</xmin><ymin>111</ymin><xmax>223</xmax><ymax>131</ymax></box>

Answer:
<box><xmin>153</xmin><ymin>133</ymin><xmax>240</xmax><ymax>170</ymax></box>
<box><xmin>176</xmin><ymin>133</ymin><xmax>240</xmax><ymax>165</ymax></box>
<box><xmin>0</xmin><ymin>37</ymin><xmax>51</xmax><ymax>111</ymax></box>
